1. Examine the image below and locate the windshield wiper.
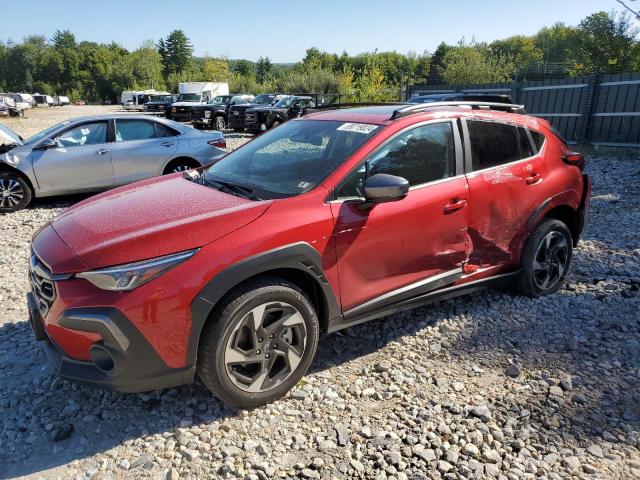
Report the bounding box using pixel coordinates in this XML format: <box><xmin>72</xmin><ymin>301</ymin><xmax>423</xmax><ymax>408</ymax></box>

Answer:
<box><xmin>197</xmin><ymin>175</ymin><xmax>261</xmax><ymax>201</ymax></box>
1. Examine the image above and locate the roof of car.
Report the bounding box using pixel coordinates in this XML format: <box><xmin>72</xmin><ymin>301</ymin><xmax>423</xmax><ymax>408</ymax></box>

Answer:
<box><xmin>304</xmin><ymin>105</ymin><xmax>403</xmax><ymax>125</ymax></box>
<box><xmin>302</xmin><ymin>103</ymin><xmax>540</xmax><ymax>128</ymax></box>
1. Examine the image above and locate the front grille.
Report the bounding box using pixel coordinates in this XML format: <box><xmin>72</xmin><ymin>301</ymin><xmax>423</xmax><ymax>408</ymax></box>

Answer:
<box><xmin>29</xmin><ymin>253</ymin><xmax>56</xmax><ymax>317</ymax></box>
<box><xmin>191</xmin><ymin>110</ymin><xmax>205</xmax><ymax>120</ymax></box>
<box><xmin>245</xmin><ymin>112</ymin><xmax>257</xmax><ymax>124</ymax></box>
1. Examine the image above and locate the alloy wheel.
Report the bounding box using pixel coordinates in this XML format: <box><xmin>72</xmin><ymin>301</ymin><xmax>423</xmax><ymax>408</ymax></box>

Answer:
<box><xmin>171</xmin><ymin>165</ymin><xmax>191</xmax><ymax>173</ymax></box>
<box><xmin>0</xmin><ymin>178</ymin><xmax>25</xmax><ymax>209</ymax></box>
<box><xmin>532</xmin><ymin>231</ymin><xmax>569</xmax><ymax>290</ymax></box>
<box><xmin>224</xmin><ymin>301</ymin><xmax>307</xmax><ymax>393</ymax></box>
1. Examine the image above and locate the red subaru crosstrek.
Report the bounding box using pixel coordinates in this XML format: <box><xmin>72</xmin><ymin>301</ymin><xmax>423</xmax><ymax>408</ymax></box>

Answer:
<box><xmin>28</xmin><ymin>102</ymin><xmax>590</xmax><ymax>407</ymax></box>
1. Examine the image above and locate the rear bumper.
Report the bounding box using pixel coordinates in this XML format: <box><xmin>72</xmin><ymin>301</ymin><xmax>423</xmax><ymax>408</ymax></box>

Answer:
<box><xmin>577</xmin><ymin>173</ymin><xmax>591</xmax><ymax>240</ymax></box>
<box><xmin>28</xmin><ymin>292</ymin><xmax>195</xmax><ymax>393</ymax></box>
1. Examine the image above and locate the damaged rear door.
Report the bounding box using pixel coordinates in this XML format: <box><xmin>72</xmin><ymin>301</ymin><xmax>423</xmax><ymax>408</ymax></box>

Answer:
<box><xmin>462</xmin><ymin>118</ymin><xmax>547</xmax><ymax>270</ymax></box>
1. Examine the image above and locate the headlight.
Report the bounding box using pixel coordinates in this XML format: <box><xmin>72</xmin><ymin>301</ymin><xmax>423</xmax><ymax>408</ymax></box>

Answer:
<box><xmin>76</xmin><ymin>249</ymin><xmax>198</xmax><ymax>291</ymax></box>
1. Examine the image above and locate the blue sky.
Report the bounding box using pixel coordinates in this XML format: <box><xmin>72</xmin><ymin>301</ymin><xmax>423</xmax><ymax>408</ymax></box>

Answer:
<box><xmin>2</xmin><ymin>0</ymin><xmax>625</xmax><ymax>62</ymax></box>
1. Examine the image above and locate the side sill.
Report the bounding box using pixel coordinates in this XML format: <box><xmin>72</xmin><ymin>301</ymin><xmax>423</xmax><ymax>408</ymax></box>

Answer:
<box><xmin>329</xmin><ymin>270</ymin><xmax>521</xmax><ymax>333</ymax></box>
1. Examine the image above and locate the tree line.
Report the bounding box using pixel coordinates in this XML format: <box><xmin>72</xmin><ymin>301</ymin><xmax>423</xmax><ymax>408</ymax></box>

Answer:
<box><xmin>0</xmin><ymin>10</ymin><xmax>637</xmax><ymax>103</ymax></box>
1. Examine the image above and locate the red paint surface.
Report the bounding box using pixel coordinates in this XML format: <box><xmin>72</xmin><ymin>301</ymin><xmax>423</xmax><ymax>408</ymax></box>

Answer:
<box><xmin>32</xmin><ymin>107</ymin><xmax>587</xmax><ymax>368</ymax></box>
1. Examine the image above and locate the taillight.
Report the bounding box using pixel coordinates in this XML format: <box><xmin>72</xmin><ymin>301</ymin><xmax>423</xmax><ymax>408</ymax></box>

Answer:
<box><xmin>208</xmin><ymin>139</ymin><xmax>226</xmax><ymax>149</ymax></box>
<box><xmin>562</xmin><ymin>152</ymin><xmax>585</xmax><ymax>171</ymax></box>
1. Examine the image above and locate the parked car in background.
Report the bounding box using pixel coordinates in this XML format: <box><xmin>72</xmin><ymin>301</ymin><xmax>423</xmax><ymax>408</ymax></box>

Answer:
<box><xmin>228</xmin><ymin>93</ymin><xmax>287</xmax><ymax>131</ymax></box>
<box><xmin>170</xmin><ymin>82</ymin><xmax>229</xmax><ymax>122</ymax></box>
<box><xmin>7</xmin><ymin>93</ymin><xmax>32</xmax><ymax>110</ymax></box>
<box><xmin>32</xmin><ymin>95</ymin><xmax>55</xmax><ymax>107</ymax></box>
<box><xmin>245</xmin><ymin>95</ymin><xmax>315</xmax><ymax>133</ymax></box>
<box><xmin>190</xmin><ymin>94</ymin><xmax>255</xmax><ymax>130</ymax></box>
<box><xmin>54</xmin><ymin>96</ymin><xmax>70</xmax><ymax>106</ymax></box>
<box><xmin>25</xmin><ymin>101</ymin><xmax>590</xmax><ymax>407</ymax></box>
<box><xmin>406</xmin><ymin>92</ymin><xmax>516</xmax><ymax>105</ymax></box>
<box><xmin>144</xmin><ymin>94</ymin><xmax>178</xmax><ymax>118</ymax></box>
<box><xmin>0</xmin><ymin>115</ymin><xmax>226</xmax><ymax>211</ymax></box>
<box><xmin>0</xmin><ymin>95</ymin><xmax>24</xmax><ymax>117</ymax></box>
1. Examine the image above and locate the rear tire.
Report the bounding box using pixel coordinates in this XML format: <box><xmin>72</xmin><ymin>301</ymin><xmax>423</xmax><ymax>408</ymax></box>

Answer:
<box><xmin>163</xmin><ymin>158</ymin><xmax>200</xmax><ymax>174</ymax></box>
<box><xmin>0</xmin><ymin>172</ymin><xmax>32</xmax><ymax>212</ymax></box>
<box><xmin>197</xmin><ymin>277</ymin><xmax>319</xmax><ymax>408</ymax></box>
<box><xmin>519</xmin><ymin>218</ymin><xmax>573</xmax><ymax>297</ymax></box>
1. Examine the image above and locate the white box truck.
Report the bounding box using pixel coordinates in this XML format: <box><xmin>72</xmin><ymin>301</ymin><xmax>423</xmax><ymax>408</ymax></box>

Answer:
<box><xmin>170</xmin><ymin>82</ymin><xmax>229</xmax><ymax>121</ymax></box>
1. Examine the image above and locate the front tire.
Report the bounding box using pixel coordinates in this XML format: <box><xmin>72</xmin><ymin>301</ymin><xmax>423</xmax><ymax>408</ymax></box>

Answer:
<box><xmin>519</xmin><ymin>218</ymin><xmax>573</xmax><ymax>297</ymax></box>
<box><xmin>214</xmin><ymin>116</ymin><xmax>226</xmax><ymax>131</ymax></box>
<box><xmin>0</xmin><ymin>172</ymin><xmax>32</xmax><ymax>212</ymax></box>
<box><xmin>197</xmin><ymin>277</ymin><xmax>319</xmax><ymax>408</ymax></box>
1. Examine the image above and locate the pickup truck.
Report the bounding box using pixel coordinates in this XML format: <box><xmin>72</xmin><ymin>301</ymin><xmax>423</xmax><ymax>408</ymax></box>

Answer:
<box><xmin>227</xmin><ymin>93</ymin><xmax>287</xmax><ymax>131</ymax></box>
<box><xmin>244</xmin><ymin>96</ymin><xmax>316</xmax><ymax>133</ymax></box>
<box><xmin>190</xmin><ymin>94</ymin><xmax>254</xmax><ymax>130</ymax></box>
<box><xmin>144</xmin><ymin>94</ymin><xmax>178</xmax><ymax>118</ymax></box>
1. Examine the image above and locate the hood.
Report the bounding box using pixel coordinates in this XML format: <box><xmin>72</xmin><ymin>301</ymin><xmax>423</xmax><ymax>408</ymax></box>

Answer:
<box><xmin>0</xmin><ymin>123</ymin><xmax>23</xmax><ymax>145</ymax></box>
<box><xmin>146</xmin><ymin>100</ymin><xmax>171</xmax><ymax>106</ymax></box>
<box><xmin>50</xmin><ymin>175</ymin><xmax>271</xmax><ymax>270</ymax></box>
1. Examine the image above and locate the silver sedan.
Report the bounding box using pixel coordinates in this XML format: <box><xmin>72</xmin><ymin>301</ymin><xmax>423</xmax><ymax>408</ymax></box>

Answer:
<box><xmin>0</xmin><ymin>115</ymin><xmax>227</xmax><ymax>211</ymax></box>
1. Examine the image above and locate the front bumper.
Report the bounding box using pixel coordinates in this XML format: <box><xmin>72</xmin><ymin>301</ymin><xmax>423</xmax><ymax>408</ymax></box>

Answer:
<box><xmin>171</xmin><ymin>110</ymin><xmax>191</xmax><ymax>122</ymax></box>
<box><xmin>28</xmin><ymin>292</ymin><xmax>195</xmax><ymax>393</ymax></box>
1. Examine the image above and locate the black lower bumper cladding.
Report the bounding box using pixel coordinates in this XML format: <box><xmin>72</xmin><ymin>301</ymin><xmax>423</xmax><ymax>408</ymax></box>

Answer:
<box><xmin>27</xmin><ymin>293</ymin><xmax>194</xmax><ymax>393</ymax></box>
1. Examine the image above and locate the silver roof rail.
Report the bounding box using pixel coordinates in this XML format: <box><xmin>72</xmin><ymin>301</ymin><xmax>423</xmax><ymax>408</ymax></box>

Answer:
<box><xmin>391</xmin><ymin>101</ymin><xmax>526</xmax><ymax>119</ymax></box>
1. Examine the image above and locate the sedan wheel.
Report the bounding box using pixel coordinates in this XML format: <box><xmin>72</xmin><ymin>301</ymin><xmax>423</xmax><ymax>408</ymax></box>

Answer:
<box><xmin>171</xmin><ymin>164</ymin><xmax>192</xmax><ymax>173</ymax></box>
<box><xmin>0</xmin><ymin>174</ymin><xmax>32</xmax><ymax>212</ymax></box>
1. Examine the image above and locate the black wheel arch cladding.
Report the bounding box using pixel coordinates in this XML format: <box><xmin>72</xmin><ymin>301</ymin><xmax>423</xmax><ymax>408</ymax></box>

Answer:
<box><xmin>187</xmin><ymin>242</ymin><xmax>341</xmax><ymax>367</ymax></box>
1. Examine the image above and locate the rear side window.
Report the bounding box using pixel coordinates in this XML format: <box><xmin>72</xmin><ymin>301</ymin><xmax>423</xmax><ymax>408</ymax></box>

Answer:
<box><xmin>531</xmin><ymin>130</ymin><xmax>546</xmax><ymax>151</ymax></box>
<box><xmin>154</xmin><ymin>123</ymin><xmax>177</xmax><ymax>138</ymax></box>
<box><xmin>518</xmin><ymin>127</ymin><xmax>534</xmax><ymax>158</ymax></box>
<box><xmin>467</xmin><ymin>120</ymin><xmax>533</xmax><ymax>171</ymax></box>
<box><xmin>115</xmin><ymin>120</ymin><xmax>156</xmax><ymax>142</ymax></box>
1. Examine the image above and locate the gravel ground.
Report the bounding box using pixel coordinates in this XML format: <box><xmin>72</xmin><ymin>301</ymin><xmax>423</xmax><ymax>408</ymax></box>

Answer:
<box><xmin>0</xmin><ymin>108</ymin><xmax>639</xmax><ymax>479</ymax></box>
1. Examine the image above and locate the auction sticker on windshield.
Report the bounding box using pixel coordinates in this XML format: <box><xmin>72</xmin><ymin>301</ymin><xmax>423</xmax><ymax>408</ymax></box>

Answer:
<box><xmin>337</xmin><ymin>123</ymin><xmax>378</xmax><ymax>134</ymax></box>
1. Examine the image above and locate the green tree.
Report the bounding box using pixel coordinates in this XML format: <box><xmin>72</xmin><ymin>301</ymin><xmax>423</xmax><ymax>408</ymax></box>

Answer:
<box><xmin>573</xmin><ymin>11</ymin><xmax>639</xmax><ymax>73</ymax></box>
<box><xmin>158</xmin><ymin>30</ymin><xmax>193</xmax><ymax>77</ymax></box>
<box><xmin>490</xmin><ymin>36</ymin><xmax>543</xmax><ymax>76</ymax></box>
<box><xmin>201</xmin><ymin>57</ymin><xmax>231</xmax><ymax>81</ymax></box>
<box><xmin>255</xmin><ymin>56</ymin><xmax>273</xmax><ymax>83</ymax></box>
<box><xmin>440</xmin><ymin>42</ymin><xmax>515</xmax><ymax>84</ymax></box>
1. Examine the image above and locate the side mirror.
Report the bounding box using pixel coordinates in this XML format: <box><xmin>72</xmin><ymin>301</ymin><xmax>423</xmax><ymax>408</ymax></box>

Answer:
<box><xmin>35</xmin><ymin>138</ymin><xmax>57</xmax><ymax>150</ymax></box>
<box><xmin>362</xmin><ymin>173</ymin><xmax>409</xmax><ymax>204</ymax></box>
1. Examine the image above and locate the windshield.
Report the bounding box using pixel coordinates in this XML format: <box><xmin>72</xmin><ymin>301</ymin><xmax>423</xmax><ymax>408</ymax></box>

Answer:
<box><xmin>203</xmin><ymin>120</ymin><xmax>380</xmax><ymax>199</ymax></box>
<box><xmin>274</xmin><ymin>97</ymin><xmax>295</xmax><ymax>108</ymax></box>
<box><xmin>152</xmin><ymin>95</ymin><xmax>174</xmax><ymax>102</ymax></box>
<box><xmin>208</xmin><ymin>96</ymin><xmax>228</xmax><ymax>105</ymax></box>
<box><xmin>24</xmin><ymin>120</ymin><xmax>73</xmax><ymax>145</ymax></box>
<box><xmin>254</xmin><ymin>94</ymin><xmax>274</xmax><ymax>105</ymax></box>
<box><xmin>177</xmin><ymin>93</ymin><xmax>200</xmax><ymax>102</ymax></box>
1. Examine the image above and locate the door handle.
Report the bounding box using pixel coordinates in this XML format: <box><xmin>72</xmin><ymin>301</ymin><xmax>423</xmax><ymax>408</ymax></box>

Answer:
<box><xmin>443</xmin><ymin>198</ymin><xmax>468</xmax><ymax>214</ymax></box>
<box><xmin>526</xmin><ymin>173</ymin><xmax>543</xmax><ymax>185</ymax></box>
<box><xmin>161</xmin><ymin>142</ymin><xmax>175</xmax><ymax>147</ymax></box>
<box><xmin>96</xmin><ymin>149</ymin><xmax>110</xmax><ymax>155</ymax></box>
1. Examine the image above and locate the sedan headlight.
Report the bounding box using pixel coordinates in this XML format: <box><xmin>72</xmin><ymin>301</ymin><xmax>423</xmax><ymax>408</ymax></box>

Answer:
<box><xmin>76</xmin><ymin>249</ymin><xmax>198</xmax><ymax>291</ymax></box>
